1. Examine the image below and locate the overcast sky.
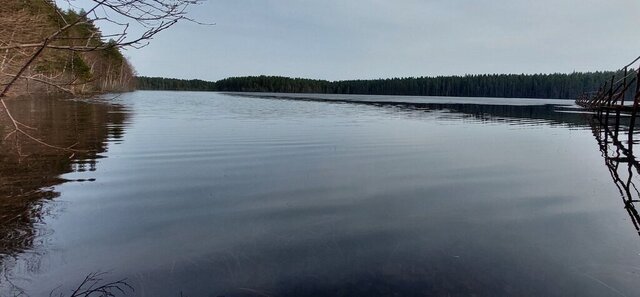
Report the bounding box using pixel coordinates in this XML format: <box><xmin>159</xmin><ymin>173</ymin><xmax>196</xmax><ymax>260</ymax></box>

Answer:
<box><xmin>112</xmin><ymin>0</ymin><xmax>640</xmax><ymax>81</ymax></box>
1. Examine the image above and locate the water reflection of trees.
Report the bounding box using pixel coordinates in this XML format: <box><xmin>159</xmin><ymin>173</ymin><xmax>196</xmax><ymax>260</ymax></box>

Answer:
<box><xmin>376</xmin><ymin>102</ymin><xmax>586</xmax><ymax>127</ymax></box>
<box><xmin>0</xmin><ymin>96</ymin><xmax>129</xmax><ymax>285</ymax></box>
<box><xmin>232</xmin><ymin>93</ymin><xmax>588</xmax><ymax>127</ymax></box>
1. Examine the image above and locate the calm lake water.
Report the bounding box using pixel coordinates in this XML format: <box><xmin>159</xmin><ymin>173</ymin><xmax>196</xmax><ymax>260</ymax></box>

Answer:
<box><xmin>2</xmin><ymin>91</ymin><xmax>640</xmax><ymax>296</ymax></box>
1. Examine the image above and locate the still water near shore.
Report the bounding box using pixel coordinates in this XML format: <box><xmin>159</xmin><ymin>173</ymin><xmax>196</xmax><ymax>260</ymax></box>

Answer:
<box><xmin>1</xmin><ymin>91</ymin><xmax>640</xmax><ymax>296</ymax></box>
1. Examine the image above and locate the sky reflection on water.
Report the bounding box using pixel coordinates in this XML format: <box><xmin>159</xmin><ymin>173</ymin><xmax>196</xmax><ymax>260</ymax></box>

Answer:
<box><xmin>2</xmin><ymin>92</ymin><xmax>640</xmax><ymax>297</ymax></box>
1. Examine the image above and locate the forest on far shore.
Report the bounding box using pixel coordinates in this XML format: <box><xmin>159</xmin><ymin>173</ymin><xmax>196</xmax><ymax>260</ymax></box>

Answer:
<box><xmin>136</xmin><ymin>71</ymin><xmax>625</xmax><ymax>99</ymax></box>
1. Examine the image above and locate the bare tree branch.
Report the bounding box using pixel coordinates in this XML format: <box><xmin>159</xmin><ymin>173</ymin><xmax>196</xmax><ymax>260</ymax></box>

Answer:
<box><xmin>0</xmin><ymin>0</ymin><xmax>207</xmax><ymax>152</ymax></box>
<box><xmin>0</xmin><ymin>0</ymin><xmax>106</xmax><ymax>97</ymax></box>
<box><xmin>2</xmin><ymin>73</ymin><xmax>76</xmax><ymax>95</ymax></box>
<box><xmin>0</xmin><ymin>97</ymin><xmax>88</xmax><ymax>152</ymax></box>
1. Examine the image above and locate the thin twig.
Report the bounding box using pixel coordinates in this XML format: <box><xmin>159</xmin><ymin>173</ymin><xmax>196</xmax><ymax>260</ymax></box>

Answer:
<box><xmin>1</xmin><ymin>98</ymin><xmax>88</xmax><ymax>152</ymax></box>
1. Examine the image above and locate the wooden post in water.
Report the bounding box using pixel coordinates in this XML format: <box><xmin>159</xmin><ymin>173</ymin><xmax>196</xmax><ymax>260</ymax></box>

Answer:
<box><xmin>598</xmin><ymin>83</ymin><xmax>608</xmax><ymax>116</ymax></box>
<box><xmin>628</xmin><ymin>70</ymin><xmax>640</xmax><ymax>153</ymax></box>
<box><xmin>615</xmin><ymin>67</ymin><xmax>628</xmax><ymax>138</ymax></box>
<box><xmin>604</xmin><ymin>75</ymin><xmax>615</xmax><ymax>129</ymax></box>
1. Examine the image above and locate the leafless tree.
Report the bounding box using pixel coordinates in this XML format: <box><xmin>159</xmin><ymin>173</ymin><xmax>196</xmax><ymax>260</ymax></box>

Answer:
<box><xmin>0</xmin><ymin>0</ymin><xmax>205</xmax><ymax>151</ymax></box>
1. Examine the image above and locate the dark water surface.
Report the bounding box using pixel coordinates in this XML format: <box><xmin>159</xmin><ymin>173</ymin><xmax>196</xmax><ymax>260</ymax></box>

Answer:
<box><xmin>2</xmin><ymin>91</ymin><xmax>640</xmax><ymax>296</ymax></box>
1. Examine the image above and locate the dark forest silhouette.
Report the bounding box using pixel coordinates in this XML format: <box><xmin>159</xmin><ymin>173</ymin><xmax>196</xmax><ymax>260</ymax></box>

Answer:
<box><xmin>137</xmin><ymin>71</ymin><xmax>623</xmax><ymax>99</ymax></box>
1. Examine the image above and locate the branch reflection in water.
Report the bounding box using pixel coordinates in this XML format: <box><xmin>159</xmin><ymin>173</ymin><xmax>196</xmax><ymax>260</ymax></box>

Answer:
<box><xmin>0</xmin><ymin>95</ymin><xmax>129</xmax><ymax>293</ymax></box>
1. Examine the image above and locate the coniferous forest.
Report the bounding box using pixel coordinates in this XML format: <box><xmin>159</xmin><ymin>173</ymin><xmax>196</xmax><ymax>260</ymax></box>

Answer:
<box><xmin>137</xmin><ymin>71</ymin><xmax>622</xmax><ymax>99</ymax></box>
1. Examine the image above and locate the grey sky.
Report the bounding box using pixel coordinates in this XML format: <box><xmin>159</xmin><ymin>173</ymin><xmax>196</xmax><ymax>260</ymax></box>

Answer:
<box><xmin>117</xmin><ymin>0</ymin><xmax>640</xmax><ymax>81</ymax></box>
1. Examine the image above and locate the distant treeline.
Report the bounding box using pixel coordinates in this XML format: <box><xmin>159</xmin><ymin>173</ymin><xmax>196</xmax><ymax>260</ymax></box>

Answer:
<box><xmin>136</xmin><ymin>77</ymin><xmax>218</xmax><ymax>91</ymax></box>
<box><xmin>136</xmin><ymin>71</ymin><xmax>624</xmax><ymax>99</ymax></box>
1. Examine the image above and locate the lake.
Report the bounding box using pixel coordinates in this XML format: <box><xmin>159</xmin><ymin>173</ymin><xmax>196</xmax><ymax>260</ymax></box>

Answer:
<box><xmin>1</xmin><ymin>91</ymin><xmax>640</xmax><ymax>296</ymax></box>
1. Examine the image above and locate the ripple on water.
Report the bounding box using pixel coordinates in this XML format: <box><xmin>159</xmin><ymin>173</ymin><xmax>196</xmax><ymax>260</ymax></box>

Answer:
<box><xmin>2</xmin><ymin>92</ymin><xmax>639</xmax><ymax>297</ymax></box>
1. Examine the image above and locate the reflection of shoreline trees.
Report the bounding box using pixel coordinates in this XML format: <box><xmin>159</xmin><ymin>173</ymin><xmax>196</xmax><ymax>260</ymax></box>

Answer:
<box><xmin>389</xmin><ymin>103</ymin><xmax>586</xmax><ymax>127</ymax></box>
<box><xmin>0</xmin><ymin>96</ymin><xmax>129</xmax><ymax>293</ymax></box>
<box><xmin>233</xmin><ymin>92</ymin><xmax>589</xmax><ymax>127</ymax></box>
